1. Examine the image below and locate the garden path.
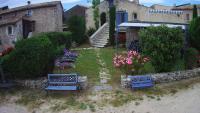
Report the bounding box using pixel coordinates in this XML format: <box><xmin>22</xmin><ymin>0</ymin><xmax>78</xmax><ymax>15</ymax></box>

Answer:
<box><xmin>93</xmin><ymin>48</ymin><xmax>112</xmax><ymax>91</ymax></box>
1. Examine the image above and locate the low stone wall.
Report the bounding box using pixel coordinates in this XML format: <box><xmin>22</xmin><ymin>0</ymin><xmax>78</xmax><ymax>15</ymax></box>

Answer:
<box><xmin>121</xmin><ymin>68</ymin><xmax>200</xmax><ymax>88</ymax></box>
<box><xmin>15</xmin><ymin>76</ymin><xmax>88</xmax><ymax>89</ymax></box>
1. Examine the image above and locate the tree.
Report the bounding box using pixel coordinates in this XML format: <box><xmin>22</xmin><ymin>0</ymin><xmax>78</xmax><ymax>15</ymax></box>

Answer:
<box><xmin>68</xmin><ymin>15</ymin><xmax>86</xmax><ymax>44</ymax></box>
<box><xmin>189</xmin><ymin>17</ymin><xmax>200</xmax><ymax>50</ymax></box>
<box><xmin>193</xmin><ymin>5</ymin><xmax>198</xmax><ymax>19</ymax></box>
<box><xmin>139</xmin><ymin>26</ymin><xmax>184</xmax><ymax>72</ymax></box>
<box><xmin>109</xmin><ymin>6</ymin><xmax>116</xmax><ymax>45</ymax></box>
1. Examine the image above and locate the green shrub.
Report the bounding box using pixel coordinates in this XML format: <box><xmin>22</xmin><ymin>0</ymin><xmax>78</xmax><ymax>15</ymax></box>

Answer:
<box><xmin>68</xmin><ymin>15</ymin><xmax>86</xmax><ymax>44</ymax></box>
<box><xmin>2</xmin><ymin>37</ymin><xmax>55</xmax><ymax>79</ymax></box>
<box><xmin>189</xmin><ymin>17</ymin><xmax>200</xmax><ymax>50</ymax></box>
<box><xmin>87</xmin><ymin>28</ymin><xmax>96</xmax><ymax>37</ymax></box>
<box><xmin>184</xmin><ymin>47</ymin><xmax>199</xmax><ymax>69</ymax></box>
<box><xmin>171</xmin><ymin>59</ymin><xmax>185</xmax><ymax>71</ymax></box>
<box><xmin>139</xmin><ymin>26</ymin><xmax>184</xmax><ymax>72</ymax></box>
<box><xmin>38</xmin><ymin>32</ymin><xmax>72</xmax><ymax>49</ymax></box>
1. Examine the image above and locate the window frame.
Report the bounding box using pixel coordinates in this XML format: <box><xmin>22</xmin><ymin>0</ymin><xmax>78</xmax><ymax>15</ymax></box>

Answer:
<box><xmin>7</xmin><ymin>25</ymin><xmax>14</xmax><ymax>35</ymax></box>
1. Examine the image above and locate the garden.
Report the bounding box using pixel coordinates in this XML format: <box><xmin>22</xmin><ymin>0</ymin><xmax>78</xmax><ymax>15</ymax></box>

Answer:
<box><xmin>0</xmin><ymin>4</ymin><xmax>200</xmax><ymax>113</ymax></box>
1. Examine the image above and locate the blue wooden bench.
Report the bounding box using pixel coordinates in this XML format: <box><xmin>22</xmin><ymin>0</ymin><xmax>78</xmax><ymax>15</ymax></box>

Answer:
<box><xmin>128</xmin><ymin>75</ymin><xmax>154</xmax><ymax>89</ymax></box>
<box><xmin>45</xmin><ymin>73</ymin><xmax>81</xmax><ymax>92</ymax></box>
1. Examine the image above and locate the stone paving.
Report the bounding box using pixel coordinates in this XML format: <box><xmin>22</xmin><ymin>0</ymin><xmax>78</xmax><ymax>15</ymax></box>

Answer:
<box><xmin>93</xmin><ymin>48</ymin><xmax>112</xmax><ymax>91</ymax></box>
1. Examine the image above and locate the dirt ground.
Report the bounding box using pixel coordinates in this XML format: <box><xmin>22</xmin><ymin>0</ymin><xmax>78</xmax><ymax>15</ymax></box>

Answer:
<box><xmin>0</xmin><ymin>81</ymin><xmax>200</xmax><ymax>113</ymax></box>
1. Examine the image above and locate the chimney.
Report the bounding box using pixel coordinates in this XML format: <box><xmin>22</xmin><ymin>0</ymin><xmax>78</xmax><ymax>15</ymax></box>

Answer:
<box><xmin>27</xmin><ymin>1</ymin><xmax>31</xmax><ymax>5</ymax></box>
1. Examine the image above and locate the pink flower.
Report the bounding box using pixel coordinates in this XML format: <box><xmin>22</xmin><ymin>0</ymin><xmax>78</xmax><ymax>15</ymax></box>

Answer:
<box><xmin>126</xmin><ymin>58</ymin><xmax>132</xmax><ymax>65</ymax></box>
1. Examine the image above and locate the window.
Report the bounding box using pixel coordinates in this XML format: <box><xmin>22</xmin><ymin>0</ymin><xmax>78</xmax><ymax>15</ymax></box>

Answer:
<box><xmin>26</xmin><ymin>10</ymin><xmax>33</xmax><ymax>16</ymax></box>
<box><xmin>133</xmin><ymin>13</ymin><xmax>137</xmax><ymax>20</ymax></box>
<box><xmin>7</xmin><ymin>25</ymin><xmax>13</xmax><ymax>35</ymax></box>
<box><xmin>186</xmin><ymin>14</ymin><xmax>190</xmax><ymax>21</ymax></box>
<box><xmin>0</xmin><ymin>16</ymin><xmax>2</xmax><ymax>21</ymax></box>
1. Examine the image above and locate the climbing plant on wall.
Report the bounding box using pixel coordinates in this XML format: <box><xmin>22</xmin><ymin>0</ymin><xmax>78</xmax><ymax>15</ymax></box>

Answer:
<box><xmin>92</xmin><ymin>0</ymin><xmax>100</xmax><ymax>29</ymax></box>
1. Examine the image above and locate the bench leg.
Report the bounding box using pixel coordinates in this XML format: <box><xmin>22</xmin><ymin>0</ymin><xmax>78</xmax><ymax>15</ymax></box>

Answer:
<box><xmin>46</xmin><ymin>90</ymin><xmax>49</xmax><ymax>96</ymax></box>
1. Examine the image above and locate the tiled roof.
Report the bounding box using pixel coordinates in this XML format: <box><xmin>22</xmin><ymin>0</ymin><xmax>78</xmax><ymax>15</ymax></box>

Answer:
<box><xmin>0</xmin><ymin>17</ymin><xmax>22</xmax><ymax>26</ymax></box>
<box><xmin>0</xmin><ymin>1</ymin><xmax>61</xmax><ymax>15</ymax></box>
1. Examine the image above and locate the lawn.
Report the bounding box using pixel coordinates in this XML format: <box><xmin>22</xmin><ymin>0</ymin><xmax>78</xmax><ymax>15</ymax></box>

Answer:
<box><xmin>54</xmin><ymin>49</ymin><xmax>100</xmax><ymax>84</ymax></box>
<box><xmin>99</xmin><ymin>47</ymin><xmax>125</xmax><ymax>85</ymax></box>
<box><xmin>53</xmin><ymin>47</ymin><xmax>157</xmax><ymax>85</ymax></box>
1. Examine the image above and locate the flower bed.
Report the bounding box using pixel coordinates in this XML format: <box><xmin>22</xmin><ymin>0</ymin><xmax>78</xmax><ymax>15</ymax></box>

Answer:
<box><xmin>113</xmin><ymin>50</ymin><xmax>150</xmax><ymax>75</ymax></box>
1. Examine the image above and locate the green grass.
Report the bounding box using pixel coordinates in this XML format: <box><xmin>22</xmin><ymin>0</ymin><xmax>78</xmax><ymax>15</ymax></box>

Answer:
<box><xmin>54</xmin><ymin>49</ymin><xmax>100</xmax><ymax>84</ymax></box>
<box><xmin>99</xmin><ymin>47</ymin><xmax>125</xmax><ymax>85</ymax></box>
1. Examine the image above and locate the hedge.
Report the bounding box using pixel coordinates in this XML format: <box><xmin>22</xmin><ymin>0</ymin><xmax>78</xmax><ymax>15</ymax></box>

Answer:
<box><xmin>139</xmin><ymin>26</ymin><xmax>184</xmax><ymax>72</ymax></box>
<box><xmin>2</xmin><ymin>37</ymin><xmax>55</xmax><ymax>79</ymax></box>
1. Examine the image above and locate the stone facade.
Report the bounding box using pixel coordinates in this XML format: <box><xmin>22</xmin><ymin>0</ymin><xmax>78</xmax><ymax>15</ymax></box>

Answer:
<box><xmin>86</xmin><ymin>1</ymin><xmax>110</xmax><ymax>29</ymax></box>
<box><xmin>86</xmin><ymin>0</ymin><xmax>200</xmax><ymax>30</ymax></box>
<box><xmin>64</xmin><ymin>5</ymin><xmax>88</xmax><ymax>24</ymax></box>
<box><xmin>0</xmin><ymin>1</ymin><xmax>63</xmax><ymax>52</ymax></box>
<box><xmin>121</xmin><ymin>68</ymin><xmax>200</xmax><ymax>88</ymax></box>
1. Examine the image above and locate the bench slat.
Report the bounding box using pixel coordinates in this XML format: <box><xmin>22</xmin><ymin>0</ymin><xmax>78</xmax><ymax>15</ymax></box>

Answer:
<box><xmin>45</xmin><ymin>86</ymin><xmax>77</xmax><ymax>91</ymax></box>
<box><xmin>46</xmin><ymin>73</ymin><xmax>80</xmax><ymax>91</ymax></box>
<box><xmin>130</xmin><ymin>75</ymin><xmax>154</xmax><ymax>89</ymax></box>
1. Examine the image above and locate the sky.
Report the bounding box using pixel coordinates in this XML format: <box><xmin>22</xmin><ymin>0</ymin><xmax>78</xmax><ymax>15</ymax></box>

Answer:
<box><xmin>0</xmin><ymin>0</ymin><xmax>200</xmax><ymax>10</ymax></box>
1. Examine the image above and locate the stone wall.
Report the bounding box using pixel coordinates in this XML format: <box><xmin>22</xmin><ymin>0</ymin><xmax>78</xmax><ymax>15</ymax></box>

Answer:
<box><xmin>121</xmin><ymin>68</ymin><xmax>200</xmax><ymax>88</ymax></box>
<box><xmin>15</xmin><ymin>76</ymin><xmax>88</xmax><ymax>89</ymax></box>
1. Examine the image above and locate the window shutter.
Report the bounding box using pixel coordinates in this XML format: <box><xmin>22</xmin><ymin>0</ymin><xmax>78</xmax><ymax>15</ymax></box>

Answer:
<box><xmin>125</xmin><ymin>12</ymin><xmax>128</xmax><ymax>22</ymax></box>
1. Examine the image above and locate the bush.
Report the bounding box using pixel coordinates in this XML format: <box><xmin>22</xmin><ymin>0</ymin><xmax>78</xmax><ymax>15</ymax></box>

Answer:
<box><xmin>184</xmin><ymin>47</ymin><xmax>199</xmax><ymax>69</ymax></box>
<box><xmin>68</xmin><ymin>16</ymin><xmax>86</xmax><ymax>44</ymax></box>
<box><xmin>189</xmin><ymin>17</ymin><xmax>200</xmax><ymax>50</ymax></box>
<box><xmin>139</xmin><ymin>26</ymin><xmax>184</xmax><ymax>72</ymax></box>
<box><xmin>2</xmin><ymin>37</ymin><xmax>55</xmax><ymax>79</ymax></box>
<box><xmin>37</xmin><ymin>32</ymin><xmax>72</xmax><ymax>49</ymax></box>
<box><xmin>171</xmin><ymin>59</ymin><xmax>185</xmax><ymax>71</ymax></box>
<box><xmin>87</xmin><ymin>28</ymin><xmax>96</xmax><ymax>37</ymax></box>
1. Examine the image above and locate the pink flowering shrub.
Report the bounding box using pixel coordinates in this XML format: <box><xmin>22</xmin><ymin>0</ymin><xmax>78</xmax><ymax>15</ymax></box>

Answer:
<box><xmin>113</xmin><ymin>51</ymin><xmax>150</xmax><ymax>75</ymax></box>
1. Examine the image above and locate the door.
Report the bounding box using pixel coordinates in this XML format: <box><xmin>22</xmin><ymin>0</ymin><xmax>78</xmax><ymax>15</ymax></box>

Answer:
<box><xmin>22</xmin><ymin>19</ymin><xmax>35</xmax><ymax>38</ymax></box>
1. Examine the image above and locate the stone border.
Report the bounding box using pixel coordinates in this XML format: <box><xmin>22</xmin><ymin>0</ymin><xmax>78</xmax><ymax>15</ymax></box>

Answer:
<box><xmin>15</xmin><ymin>76</ymin><xmax>88</xmax><ymax>89</ymax></box>
<box><xmin>121</xmin><ymin>68</ymin><xmax>200</xmax><ymax>88</ymax></box>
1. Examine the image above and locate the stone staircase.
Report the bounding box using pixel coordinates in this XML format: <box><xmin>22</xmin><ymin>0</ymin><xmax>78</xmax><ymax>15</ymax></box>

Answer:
<box><xmin>89</xmin><ymin>23</ymin><xmax>109</xmax><ymax>48</ymax></box>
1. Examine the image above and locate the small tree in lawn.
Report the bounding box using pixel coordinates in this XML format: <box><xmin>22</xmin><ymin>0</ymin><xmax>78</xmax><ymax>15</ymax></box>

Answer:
<box><xmin>109</xmin><ymin>6</ymin><xmax>116</xmax><ymax>45</ymax></box>
<box><xmin>68</xmin><ymin>15</ymin><xmax>86</xmax><ymax>44</ymax></box>
<box><xmin>193</xmin><ymin>5</ymin><xmax>198</xmax><ymax>19</ymax></box>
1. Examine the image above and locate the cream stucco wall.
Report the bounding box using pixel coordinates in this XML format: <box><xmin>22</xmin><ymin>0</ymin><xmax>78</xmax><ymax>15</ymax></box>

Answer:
<box><xmin>117</xmin><ymin>1</ymin><xmax>188</xmax><ymax>24</ymax></box>
<box><xmin>86</xmin><ymin>0</ymin><xmax>195</xmax><ymax>30</ymax></box>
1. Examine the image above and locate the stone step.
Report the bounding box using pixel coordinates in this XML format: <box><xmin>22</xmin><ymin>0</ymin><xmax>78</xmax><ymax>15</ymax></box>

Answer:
<box><xmin>92</xmin><ymin>44</ymin><xmax>107</xmax><ymax>47</ymax></box>
<box><xmin>93</xmin><ymin>43</ymin><xmax>107</xmax><ymax>46</ymax></box>
<box><xmin>93</xmin><ymin>41</ymin><xmax>108</xmax><ymax>44</ymax></box>
<box><xmin>92</xmin><ymin>38</ymin><xmax>109</xmax><ymax>41</ymax></box>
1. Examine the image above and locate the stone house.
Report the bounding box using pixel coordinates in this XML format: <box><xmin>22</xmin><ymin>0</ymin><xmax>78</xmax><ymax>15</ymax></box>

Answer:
<box><xmin>87</xmin><ymin>0</ymin><xmax>200</xmax><ymax>48</ymax></box>
<box><xmin>0</xmin><ymin>1</ymin><xmax>63</xmax><ymax>52</ymax></box>
<box><xmin>64</xmin><ymin>5</ymin><xmax>88</xmax><ymax>24</ymax></box>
